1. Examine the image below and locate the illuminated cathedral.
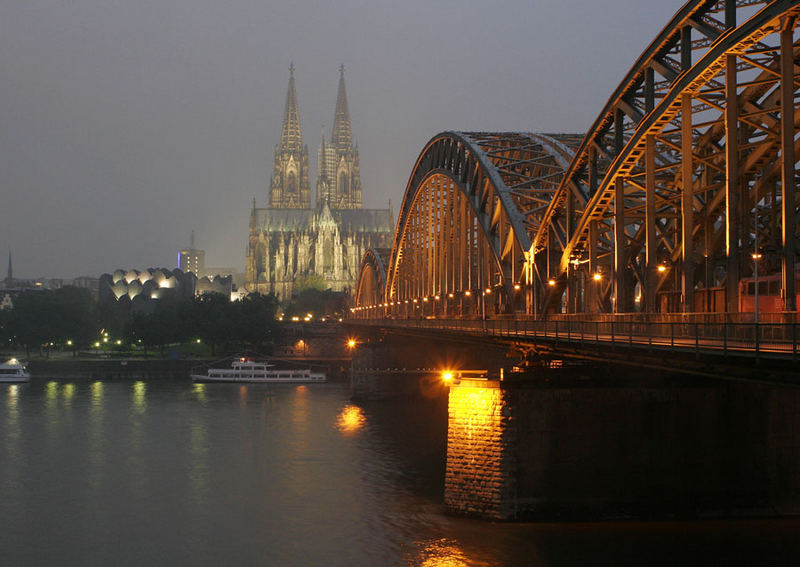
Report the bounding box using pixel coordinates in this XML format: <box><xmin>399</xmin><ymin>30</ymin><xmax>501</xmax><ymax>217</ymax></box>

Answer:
<box><xmin>245</xmin><ymin>65</ymin><xmax>394</xmax><ymax>299</ymax></box>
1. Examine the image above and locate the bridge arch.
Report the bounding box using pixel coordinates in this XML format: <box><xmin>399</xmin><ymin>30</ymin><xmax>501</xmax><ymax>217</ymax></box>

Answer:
<box><xmin>354</xmin><ymin>248</ymin><xmax>389</xmax><ymax>317</ymax></box>
<box><xmin>353</xmin><ymin>131</ymin><xmax>579</xmax><ymax>317</ymax></box>
<box><xmin>532</xmin><ymin>0</ymin><xmax>800</xmax><ymax>315</ymax></box>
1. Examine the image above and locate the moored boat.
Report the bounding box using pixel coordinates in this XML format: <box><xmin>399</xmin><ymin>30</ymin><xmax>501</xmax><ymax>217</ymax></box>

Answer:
<box><xmin>191</xmin><ymin>358</ymin><xmax>326</xmax><ymax>383</ymax></box>
<box><xmin>0</xmin><ymin>358</ymin><xmax>30</xmax><ymax>383</ymax></box>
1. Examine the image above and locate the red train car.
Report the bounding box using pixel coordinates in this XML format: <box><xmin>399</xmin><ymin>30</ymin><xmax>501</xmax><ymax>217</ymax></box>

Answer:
<box><xmin>738</xmin><ymin>269</ymin><xmax>800</xmax><ymax>313</ymax></box>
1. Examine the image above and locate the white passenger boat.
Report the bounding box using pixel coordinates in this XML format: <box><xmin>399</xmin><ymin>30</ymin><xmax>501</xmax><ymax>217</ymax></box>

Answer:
<box><xmin>0</xmin><ymin>358</ymin><xmax>30</xmax><ymax>383</ymax></box>
<box><xmin>191</xmin><ymin>358</ymin><xmax>326</xmax><ymax>383</ymax></box>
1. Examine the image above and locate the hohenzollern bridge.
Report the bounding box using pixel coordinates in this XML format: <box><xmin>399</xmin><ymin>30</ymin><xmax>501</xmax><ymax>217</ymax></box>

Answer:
<box><xmin>350</xmin><ymin>0</ymin><xmax>800</xmax><ymax>376</ymax></box>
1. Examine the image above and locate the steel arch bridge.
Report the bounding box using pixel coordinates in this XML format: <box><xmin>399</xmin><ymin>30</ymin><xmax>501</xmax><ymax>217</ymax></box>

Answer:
<box><xmin>355</xmin><ymin>0</ymin><xmax>800</xmax><ymax>321</ymax></box>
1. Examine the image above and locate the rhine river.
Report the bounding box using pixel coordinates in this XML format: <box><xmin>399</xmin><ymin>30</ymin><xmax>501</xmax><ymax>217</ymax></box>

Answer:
<box><xmin>2</xmin><ymin>378</ymin><xmax>799</xmax><ymax>566</ymax></box>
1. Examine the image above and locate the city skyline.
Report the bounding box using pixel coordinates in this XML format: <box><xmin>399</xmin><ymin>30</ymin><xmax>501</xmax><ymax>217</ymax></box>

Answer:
<box><xmin>0</xmin><ymin>0</ymin><xmax>677</xmax><ymax>279</ymax></box>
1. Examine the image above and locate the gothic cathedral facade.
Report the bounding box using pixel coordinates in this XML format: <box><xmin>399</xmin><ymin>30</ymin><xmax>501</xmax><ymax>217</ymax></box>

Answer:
<box><xmin>245</xmin><ymin>65</ymin><xmax>394</xmax><ymax>299</ymax></box>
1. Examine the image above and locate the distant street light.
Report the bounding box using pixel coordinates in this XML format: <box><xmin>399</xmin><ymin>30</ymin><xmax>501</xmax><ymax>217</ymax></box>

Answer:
<box><xmin>752</xmin><ymin>252</ymin><xmax>762</xmax><ymax>323</ymax></box>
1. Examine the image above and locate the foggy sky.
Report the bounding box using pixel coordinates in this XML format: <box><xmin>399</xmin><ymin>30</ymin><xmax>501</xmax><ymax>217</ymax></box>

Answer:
<box><xmin>0</xmin><ymin>0</ymin><xmax>678</xmax><ymax>279</ymax></box>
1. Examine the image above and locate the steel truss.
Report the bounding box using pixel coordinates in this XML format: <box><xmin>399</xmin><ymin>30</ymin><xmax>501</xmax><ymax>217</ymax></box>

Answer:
<box><xmin>354</xmin><ymin>0</ymin><xmax>800</xmax><ymax>319</ymax></box>
<box><xmin>352</xmin><ymin>132</ymin><xmax>579</xmax><ymax>318</ymax></box>
<box><xmin>355</xmin><ymin>247</ymin><xmax>389</xmax><ymax>311</ymax></box>
<box><xmin>536</xmin><ymin>0</ymin><xmax>800</xmax><ymax>315</ymax></box>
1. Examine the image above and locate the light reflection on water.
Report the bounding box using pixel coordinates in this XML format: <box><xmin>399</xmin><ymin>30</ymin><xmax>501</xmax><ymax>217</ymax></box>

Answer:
<box><xmin>336</xmin><ymin>404</ymin><xmax>366</xmax><ymax>434</ymax></box>
<box><xmin>0</xmin><ymin>379</ymin><xmax>799</xmax><ymax>566</ymax></box>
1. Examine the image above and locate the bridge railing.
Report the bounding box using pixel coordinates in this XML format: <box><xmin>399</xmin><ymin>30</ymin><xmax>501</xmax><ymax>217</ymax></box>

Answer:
<box><xmin>348</xmin><ymin>316</ymin><xmax>799</xmax><ymax>361</ymax></box>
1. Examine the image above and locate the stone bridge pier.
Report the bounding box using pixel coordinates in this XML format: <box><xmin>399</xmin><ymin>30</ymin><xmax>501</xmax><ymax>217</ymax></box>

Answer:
<box><xmin>445</xmin><ymin>371</ymin><xmax>800</xmax><ymax>520</ymax></box>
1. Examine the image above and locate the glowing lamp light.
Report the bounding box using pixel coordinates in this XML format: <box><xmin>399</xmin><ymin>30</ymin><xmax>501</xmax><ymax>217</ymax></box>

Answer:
<box><xmin>412</xmin><ymin>299</ymin><xmax>418</xmax><ymax>303</ymax></box>
<box><xmin>435</xmin><ymin>295</ymin><xmax>440</xmax><ymax>300</ymax></box>
<box><xmin>442</xmin><ymin>371</ymin><xmax>454</xmax><ymax>383</ymax></box>
<box><xmin>422</xmin><ymin>297</ymin><xmax>428</xmax><ymax>302</ymax></box>
<box><xmin>548</xmin><ymin>279</ymin><xmax>556</xmax><ymax>286</ymax></box>
<box><xmin>347</xmin><ymin>339</ymin><xmax>356</xmax><ymax>349</ymax></box>
<box><xmin>514</xmin><ymin>284</ymin><xmax>521</xmax><ymax>290</ymax></box>
<box><xmin>484</xmin><ymin>288</ymin><xmax>492</xmax><ymax>295</ymax></box>
<box><xmin>657</xmin><ymin>265</ymin><xmax>667</xmax><ymax>273</ymax></box>
<box><xmin>752</xmin><ymin>253</ymin><xmax>763</xmax><ymax>260</ymax></box>
<box><xmin>66</xmin><ymin>340</ymin><xmax>73</xmax><ymax>346</ymax></box>
<box><xmin>593</xmin><ymin>273</ymin><xmax>602</xmax><ymax>281</ymax></box>
<box><xmin>464</xmin><ymin>290</ymin><xmax>471</xmax><ymax>297</ymax></box>
<box><xmin>448</xmin><ymin>293</ymin><xmax>454</xmax><ymax>298</ymax></box>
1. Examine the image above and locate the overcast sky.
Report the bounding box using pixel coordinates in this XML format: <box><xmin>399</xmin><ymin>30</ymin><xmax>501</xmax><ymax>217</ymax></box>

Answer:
<box><xmin>0</xmin><ymin>0</ymin><xmax>679</xmax><ymax>279</ymax></box>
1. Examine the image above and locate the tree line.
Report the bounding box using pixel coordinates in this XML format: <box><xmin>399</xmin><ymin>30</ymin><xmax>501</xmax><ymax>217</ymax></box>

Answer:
<box><xmin>0</xmin><ymin>287</ymin><xmax>281</xmax><ymax>357</ymax></box>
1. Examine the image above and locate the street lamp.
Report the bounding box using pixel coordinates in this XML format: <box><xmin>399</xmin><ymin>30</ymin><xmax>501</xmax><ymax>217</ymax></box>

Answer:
<box><xmin>752</xmin><ymin>252</ymin><xmax>762</xmax><ymax>323</ymax></box>
<box><xmin>346</xmin><ymin>338</ymin><xmax>357</xmax><ymax>377</ymax></box>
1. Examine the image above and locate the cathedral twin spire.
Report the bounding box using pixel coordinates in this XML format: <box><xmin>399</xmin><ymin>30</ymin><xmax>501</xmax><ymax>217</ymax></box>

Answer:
<box><xmin>270</xmin><ymin>64</ymin><xmax>361</xmax><ymax>210</ymax></box>
<box><xmin>331</xmin><ymin>65</ymin><xmax>353</xmax><ymax>149</ymax></box>
<box><xmin>279</xmin><ymin>63</ymin><xmax>303</xmax><ymax>152</ymax></box>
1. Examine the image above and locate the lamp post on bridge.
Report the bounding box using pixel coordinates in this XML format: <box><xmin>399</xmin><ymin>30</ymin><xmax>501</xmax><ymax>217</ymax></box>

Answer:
<box><xmin>752</xmin><ymin>252</ymin><xmax>762</xmax><ymax>324</ymax></box>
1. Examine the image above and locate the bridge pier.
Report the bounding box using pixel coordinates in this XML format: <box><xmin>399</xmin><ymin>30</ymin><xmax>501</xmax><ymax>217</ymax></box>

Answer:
<box><xmin>444</xmin><ymin>370</ymin><xmax>800</xmax><ymax>520</ymax></box>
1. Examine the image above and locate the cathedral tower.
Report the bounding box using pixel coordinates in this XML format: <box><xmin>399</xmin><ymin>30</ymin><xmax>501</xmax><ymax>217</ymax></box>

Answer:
<box><xmin>270</xmin><ymin>64</ymin><xmax>310</xmax><ymax>208</ymax></box>
<box><xmin>316</xmin><ymin>65</ymin><xmax>362</xmax><ymax>209</ymax></box>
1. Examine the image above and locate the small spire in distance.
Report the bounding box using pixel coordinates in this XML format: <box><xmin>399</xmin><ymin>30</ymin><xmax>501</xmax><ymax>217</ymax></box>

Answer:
<box><xmin>280</xmin><ymin>62</ymin><xmax>303</xmax><ymax>151</ymax></box>
<box><xmin>331</xmin><ymin>64</ymin><xmax>352</xmax><ymax>148</ymax></box>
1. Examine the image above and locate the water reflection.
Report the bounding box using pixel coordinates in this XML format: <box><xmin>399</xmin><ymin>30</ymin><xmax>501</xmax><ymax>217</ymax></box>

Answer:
<box><xmin>62</xmin><ymin>382</ymin><xmax>75</xmax><ymax>405</ymax></box>
<box><xmin>336</xmin><ymin>404</ymin><xmax>366</xmax><ymax>435</ymax></box>
<box><xmin>187</xmin><ymin>415</ymin><xmax>209</xmax><ymax>507</ymax></box>
<box><xmin>292</xmin><ymin>385</ymin><xmax>309</xmax><ymax>429</ymax></box>
<box><xmin>132</xmin><ymin>380</ymin><xmax>146</xmax><ymax>413</ymax></box>
<box><xmin>91</xmin><ymin>380</ymin><xmax>104</xmax><ymax>406</ymax></box>
<box><xmin>192</xmin><ymin>382</ymin><xmax>207</xmax><ymax>403</ymax></box>
<box><xmin>238</xmin><ymin>384</ymin><xmax>248</xmax><ymax>405</ymax></box>
<box><xmin>88</xmin><ymin>381</ymin><xmax>105</xmax><ymax>492</ymax></box>
<box><xmin>7</xmin><ymin>384</ymin><xmax>18</xmax><ymax>409</ymax></box>
<box><xmin>410</xmin><ymin>538</ymin><xmax>473</xmax><ymax>567</ymax></box>
<box><xmin>45</xmin><ymin>381</ymin><xmax>58</xmax><ymax>408</ymax></box>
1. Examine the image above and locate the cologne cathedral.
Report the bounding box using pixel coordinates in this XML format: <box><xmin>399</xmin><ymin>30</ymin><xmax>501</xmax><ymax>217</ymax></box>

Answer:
<box><xmin>245</xmin><ymin>65</ymin><xmax>394</xmax><ymax>299</ymax></box>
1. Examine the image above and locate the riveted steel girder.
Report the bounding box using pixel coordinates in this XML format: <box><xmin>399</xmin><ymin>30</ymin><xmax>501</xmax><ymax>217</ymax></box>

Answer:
<box><xmin>355</xmin><ymin>248</ymin><xmax>389</xmax><ymax>311</ymax></box>
<box><xmin>381</xmin><ymin>132</ymin><xmax>579</xmax><ymax>313</ymax></box>
<box><xmin>533</xmin><ymin>0</ymin><xmax>800</xmax><ymax>315</ymax></box>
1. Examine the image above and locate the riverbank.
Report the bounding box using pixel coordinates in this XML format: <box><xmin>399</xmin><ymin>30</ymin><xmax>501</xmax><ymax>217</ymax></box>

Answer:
<box><xmin>26</xmin><ymin>356</ymin><xmax>351</xmax><ymax>381</ymax></box>
<box><xmin>27</xmin><ymin>358</ymin><xmax>200</xmax><ymax>380</ymax></box>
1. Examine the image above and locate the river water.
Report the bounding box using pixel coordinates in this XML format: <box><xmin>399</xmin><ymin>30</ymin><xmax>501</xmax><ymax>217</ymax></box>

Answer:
<box><xmin>1</xmin><ymin>378</ymin><xmax>799</xmax><ymax>566</ymax></box>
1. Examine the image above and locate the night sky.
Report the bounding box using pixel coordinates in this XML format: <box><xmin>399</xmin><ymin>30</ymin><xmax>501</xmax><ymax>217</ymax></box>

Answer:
<box><xmin>0</xmin><ymin>0</ymin><xmax>678</xmax><ymax>278</ymax></box>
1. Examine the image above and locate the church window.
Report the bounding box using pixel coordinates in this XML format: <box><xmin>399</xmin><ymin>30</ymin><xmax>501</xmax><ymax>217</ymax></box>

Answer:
<box><xmin>339</xmin><ymin>172</ymin><xmax>348</xmax><ymax>195</ymax></box>
<box><xmin>287</xmin><ymin>171</ymin><xmax>297</xmax><ymax>197</ymax></box>
<box><xmin>324</xmin><ymin>237</ymin><xmax>334</xmax><ymax>272</ymax></box>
